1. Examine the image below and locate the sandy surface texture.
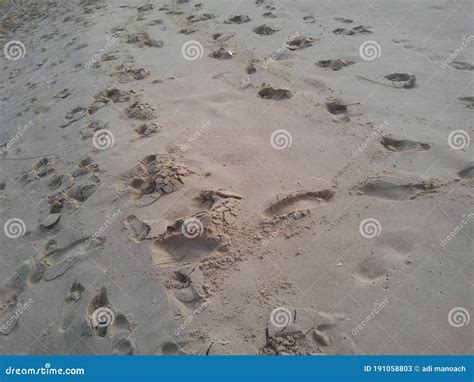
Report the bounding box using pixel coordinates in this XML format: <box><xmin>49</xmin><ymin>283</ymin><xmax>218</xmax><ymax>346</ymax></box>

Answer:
<box><xmin>0</xmin><ymin>0</ymin><xmax>472</xmax><ymax>355</ymax></box>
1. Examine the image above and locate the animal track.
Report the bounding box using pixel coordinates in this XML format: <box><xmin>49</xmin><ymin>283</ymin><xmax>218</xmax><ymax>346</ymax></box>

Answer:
<box><xmin>380</xmin><ymin>136</ymin><xmax>430</xmax><ymax>151</ymax></box>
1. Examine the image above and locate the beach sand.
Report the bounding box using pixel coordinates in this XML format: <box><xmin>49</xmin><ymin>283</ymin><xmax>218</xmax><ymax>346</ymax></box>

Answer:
<box><xmin>0</xmin><ymin>0</ymin><xmax>472</xmax><ymax>355</ymax></box>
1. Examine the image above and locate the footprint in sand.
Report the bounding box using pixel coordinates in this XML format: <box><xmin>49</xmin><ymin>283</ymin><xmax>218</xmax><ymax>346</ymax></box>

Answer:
<box><xmin>303</xmin><ymin>15</ymin><xmax>316</xmax><ymax>23</ymax></box>
<box><xmin>161</xmin><ymin>341</ymin><xmax>186</xmax><ymax>355</ymax></box>
<box><xmin>80</xmin><ymin>121</ymin><xmax>109</xmax><ymax>140</ymax></box>
<box><xmin>47</xmin><ymin>157</ymin><xmax>100</xmax><ymax>211</ymax></box>
<box><xmin>114</xmin><ymin>67</ymin><xmax>150</xmax><ymax>83</ymax></box>
<box><xmin>458</xmin><ymin>96</ymin><xmax>474</xmax><ymax>109</ymax></box>
<box><xmin>187</xmin><ymin>13</ymin><xmax>215</xmax><ymax>22</ymax></box>
<box><xmin>258</xmin><ymin>86</ymin><xmax>292</xmax><ymax>100</ymax></box>
<box><xmin>134</xmin><ymin>122</ymin><xmax>161</xmax><ymax>138</ymax></box>
<box><xmin>23</xmin><ymin>157</ymin><xmax>54</xmax><ymax>181</ymax></box>
<box><xmin>253</xmin><ymin>24</ymin><xmax>279</xmax><ymax>35</ymax></box>
<box><xmin>287</xmin><ymin>36</ymin><xmax>315</xmax><ymax>50</ymax></box>
<box><xmin>315</xmin><ymin>59</ymin><xmax>354</xmax><ymax>71</ymax></box>
<box><xmin>448</xmin><ymin>61</ymin><xmax>474</xmax><ymax>71</ymax></box>
<box><xmin>385</xmin><ymin>73</ymin><xmax>416</xmax><ymax>89</ymax></box>
<box><xmin>264</xmin><ymin>307</ymin><xmax>357</xmax><ymax>354</ymax></box>
<box><xmin>126</xmin><ymin>31</ymin><xmax>163</xmax><ymax>48</ymax></box>
<box><xmin>210</xmin><ymin>47</ymin><xmax>233</xmax><ymax>60</ymax></box>
<box><xmin>224</xmin><ymin>15</ymin><xmax>251</xmax><ymax>24</ymax></box>
<box><xmin>153</xmin><ymin>190</ymin><xmax>239</xmax><ymax>269</ymax></box>
<box><xmin>166</xmin><ymin>267</ymin><xmax>206</xmax><ymax>305</ymax></box>
<box><xmin>152</xmin><ymin>213</ymin><xmax>224</xmax><ymax>266</ymax></box>
<box><xmin>122</xmin><ymin>154</ymin><xmax>189</xmax><ymax>200</ymax></box>
<box><xmin>264</xmin><ymin>189</ymin><xmax>334</xmax><ymax>218</ymax></box>
<box><xmin>87</xmin><ymin>287</ymin><xmax>136</xmax><ymax>354</ymax></box>
<box><xmin>124</xmin><ymin>215</ymin><xmax>151</xmax><ymax>242</ymax></box>
<box><xmin>0</xmin><ymin>261</ymin><xmax>40</xmax><ymax>335</ymax></box>
<box><xmin>326</xmin><ymin>99</ymin><xmax>351</xmax><ymax>122</ymax></box>
<box><xmin>41</xmin><ymin>236</ymin><xmax>104</xmax><ymax>281</ymax></box>
<box><xmin>61</xmin><ymin>106</ymin><xmax>87</xmax><ymax>128</ymax></box>
<box><xmin>356</xmin><ymin>230</ymin><xmax>419</xmax><ymax>288</ymax></box>
<box><xmin>358</xmin><ymin>175</ymin><xmax>437</xmax><ymax>201</ymax></box>
<box><xmin>121</xmin><ymin>100</ymin><xmax>156</xmax><ymax>120</ymax></box>
<box><xmin>66</xmin><ymin>282</ymin><xmax>85</xmax><ymax>302</ymax></box>
<box><xmin>89</xmin><ymin>87</ymin><xmax>132</xmax><ymax>114</ymax></box>
<box><xmin>179</xmin><ymin>28</ymin><xmax>196</xmax><ymax>35</ymax></box>
<box><xmin>212</xmin><ymin>32</ymin><xmax>235</xmax><ymax>43</ymax></box>
<box><xmin>263</xmin><ymin>11</ymin><xmax>277</xmax><ymax>18</ymax></box>
<box><xmin>380</xmin><ymin>135</ymin><xmax>430</xmax><ymax>152</ymax></box>
<box><xmin>326</xmin><ymin>100</ymin><xmax>347</xmax><ymax>115</ymax></box>
<box><xmin>334</xmin><ymin>17</ymin><xmax>353</xmax><ymax>23</ymax></box>
<box><xmin>332</xmin><ymin>25</ymin><xmax>371</xmax><ymax>36</ymax></box>
<box><xmin>0</xmin><ymin>287</ymin><xmax>21</xmax><ymax>335</ymax></box>
<box><xmin>457</xmin><ymin>162</ymin><xmax>474</xmax><ymax>179</ymax></box>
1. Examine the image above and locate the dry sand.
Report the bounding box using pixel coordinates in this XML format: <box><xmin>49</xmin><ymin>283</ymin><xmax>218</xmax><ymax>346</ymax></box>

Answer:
<box><xmin>0</xmin><ymin>0</ymin><xmax>472</xmax><ymax>355</ymax></box>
